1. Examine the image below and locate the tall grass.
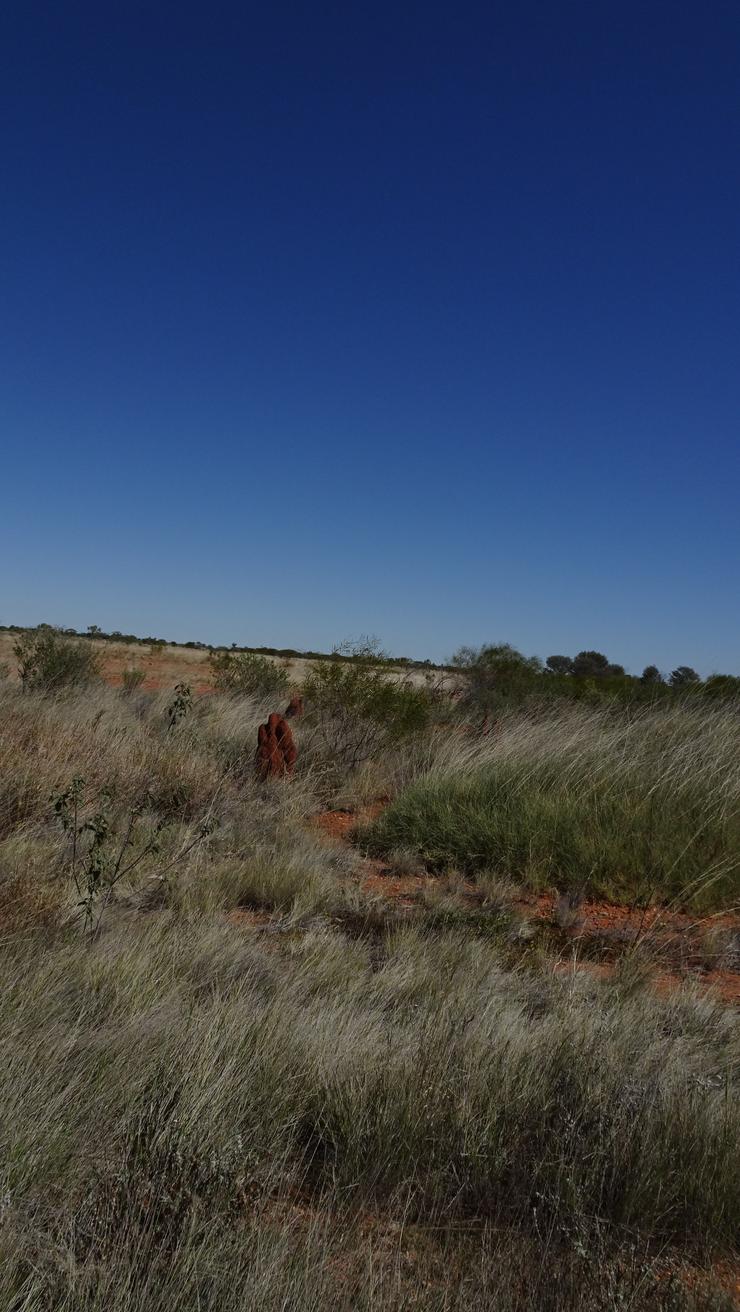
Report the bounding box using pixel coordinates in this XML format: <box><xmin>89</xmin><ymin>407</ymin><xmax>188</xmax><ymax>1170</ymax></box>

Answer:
<box><xmin>0</xmin><ymin>684</ymin><xmax>738</xmax><ymax>1309</ymax></box>
<box><xmin>362</xmin><ymin>704</ymin><xmax>740</xmax><ymax>907</ymax></box>
<box><xmin>0</xmin><ymin>918</ymin><xmax>737</xmax><ymax>1308</ymax></box>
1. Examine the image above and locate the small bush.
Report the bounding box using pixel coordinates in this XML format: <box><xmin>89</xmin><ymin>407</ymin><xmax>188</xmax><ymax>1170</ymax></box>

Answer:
<box><xmin>166</xmin><ymin>682</ymin><xmax>193</xmax><ymax>731</ymax></box>
<box><xmin>302</xmin><ymin>652</ymin><xmax>429</xmax><ymax>771</ymax></box>
<box><xmin>210</xmin><ymin>650</ymin><xmax>289</xmax><ymax>698</ymax></box>
<box><xmin>14</xmin><ymin>626</ymin><xmax>101</xmax><ymax>692</ymax></box>
<box><xmin>121</xmin><ymin>667</ymin><xmax>146</xmax><ymax>694</ymax></box>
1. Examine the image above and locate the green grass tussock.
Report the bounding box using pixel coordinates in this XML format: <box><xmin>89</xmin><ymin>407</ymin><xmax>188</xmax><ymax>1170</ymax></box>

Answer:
<box><xmin>362</xmin><ymin>704</ymin><xmax>740</xmax><ymax>907</ymax></box>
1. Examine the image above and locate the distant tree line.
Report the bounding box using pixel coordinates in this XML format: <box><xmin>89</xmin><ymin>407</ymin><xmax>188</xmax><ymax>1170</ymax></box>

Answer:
<box><xmin>544</xmin><ymin>650</ymin><xmax>704</xmax><ymax>688</ymax></box>
<box><xmin>451</xmin><ymin>643</ymin><xmax>739</xmax><ymax>711</ymax></box>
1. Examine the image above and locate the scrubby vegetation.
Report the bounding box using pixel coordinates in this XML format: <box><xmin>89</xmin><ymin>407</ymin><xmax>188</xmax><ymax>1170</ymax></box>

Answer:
<box><xmin>0</xmin><ymin>636</ymin><xmax>738</xmax><ymax>1310</ymax></box>
<box><xmin>451</xmin><ymin>642</ymin><xmax>740</xmax><ymax>711</ymax></box>
<box><xmin>302</xmin><ymin>641</ymin><xmax>430</xmax><ymax>773</ymax></box>
<box><xmin>13</xmin><ymin>624</ymin><xmax>102</xmax><ymax>692</ymax></box>
<box><xmin>361</xmin><ymin>704</ymin><xmax>740</xmax><ymax>908</ymax></box>
<box><xmin>209</xmin><ymin>649</ymin><xmax>291</xmax><ymax>697</ymax></box>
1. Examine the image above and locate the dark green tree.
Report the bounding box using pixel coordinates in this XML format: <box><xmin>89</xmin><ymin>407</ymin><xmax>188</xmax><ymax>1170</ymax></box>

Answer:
<box><xmin>545</xmin><ymin>655</ymin><xmax>573</xmax><ymax>675</ymax></box>
<box><xmin>572</xmin><ymin>650</ymin><xmax>610</xmax><ymax>678</ymax></box>
<box><xmin>669</xmin><ymin>666</ymin><xmax>701</xmax><ymax>687</ymax></box>
<box><xmin>452</xmin><ymin>643</ymin><xmax>543</xmax><ymax>711</ymax></box>
<box><xmin>641</xmin><ymin>665</ymin><xmax>663</xmax><ymax>684</ymax></box>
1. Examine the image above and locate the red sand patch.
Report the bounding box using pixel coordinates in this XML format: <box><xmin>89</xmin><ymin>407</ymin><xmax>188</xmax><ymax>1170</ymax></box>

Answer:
<box><xmin>100</xmin><ymin>645</ymin><xmax>215</xmax><ymax>694</ymax></box>
<box><xmin>311</xmin><ymin>801</ymin><xmax>387</xmax><ymax>842</ymax></box>
<box><xmin>506</xmin><ymin>894</ymin><xmax>740</xmax><ymax>1006</ymax></box>
<box><xmin>519</xmin><ymin>892</ymin><xmax>684</xmax><ymax>945</ymax></box>
<box><xmin>652</xmin><ymin>967</ymin><xmax>740</xmax><ymax>1006</ymax></box>
<box><xmin>360</xmin><ymin>866</ymin><xmax>428</xmax><ymax>907</ymax></box>
<box><xmin>226</xmin><ymin>907</ymin><xmax>274</xmax><ymax>931</ymax></box>
<box><xmin>516</xmin><ymin>891</ymin><xmax>738</xmax><ymax>938</ymax></box>
<box><xmin>311</xmin><ymin>809</ymin><xmax>359</xmax><ymax>842</ymax></box>
<box><xmin>552</xmin><ymin>958</ymin><xmax>740</xmax><ymax>1006</ymax></box>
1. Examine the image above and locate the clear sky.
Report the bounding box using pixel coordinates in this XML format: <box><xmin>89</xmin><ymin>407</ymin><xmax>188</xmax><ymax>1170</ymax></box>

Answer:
<box><xmin>2</xmin><ymin>2</ymin><xmax>738</xmax><ymax>674</ymax></box>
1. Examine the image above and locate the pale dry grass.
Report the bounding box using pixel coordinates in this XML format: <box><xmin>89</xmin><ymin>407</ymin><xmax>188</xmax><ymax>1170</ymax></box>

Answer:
<box><xmin>0</xmin><ymin>914</ymin><xmax>737</xmax><ymax>1308</ymax></box>
<box><xmin>0</xmin><ymin>680</ymin><xmax>738</xmax><ymax>1309</ymax></box>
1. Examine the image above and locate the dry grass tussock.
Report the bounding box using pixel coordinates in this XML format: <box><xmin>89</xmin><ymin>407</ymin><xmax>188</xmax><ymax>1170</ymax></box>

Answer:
<box><xmin>0</xmin><ymin>679</ymin><xmax>738</xmax><ymax>1310</ymax></box>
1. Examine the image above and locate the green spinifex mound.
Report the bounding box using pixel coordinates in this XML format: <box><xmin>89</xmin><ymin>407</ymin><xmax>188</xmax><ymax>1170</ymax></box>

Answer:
<box><xmin>361</xmin><ymin>706</ymin><xmax>740</xmax><ymax>908</ymax></box>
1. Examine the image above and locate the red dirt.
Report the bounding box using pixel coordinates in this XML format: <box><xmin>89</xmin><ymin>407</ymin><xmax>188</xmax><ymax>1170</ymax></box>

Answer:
<box><xmin>652</xmin><ymin>968</ymin><xmax>740</xmax><ymax>1005</ymax></box>
<box><xmin>652</xmin><ymin>1259</ymin><xmax>740</xmax><ymax>1306</ymax></box>
<box><xmin>311</xmin><ymin>801</ymin><xmax>387</xmax><ymax>842</ymax></box>
<box><xmin>312</xmin><ymin>810</ymin><xmax>358</xmax><ymax>841</ymax></box>
<box><xmin>231</xmin><ymin>1180</ymin><xmax>740</xmax><ymax>1306</ymax></box>
<box><xmin>360</xmin><ymin>867</ymin><xmax>428</xmax><ymax>907</ymax></box>
<box><xmin>516</xmin><ymin>891</ymin><xmax>738</xmax><ymax>938</ymax></box>
<box><xmin>93</xmin><ymin>643</ymin><xmax>215</xmax><ymax>694</ymax></box>
<box><xmin>226</xmin><ymin>907</ymin><xmax>274</xmax><ymax>930</ymax></box>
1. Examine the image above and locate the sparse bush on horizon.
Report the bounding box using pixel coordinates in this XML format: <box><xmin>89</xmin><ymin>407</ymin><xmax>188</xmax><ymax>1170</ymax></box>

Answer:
<box><xmin>13</xmin><ymin>624</ymin><xmax>102</xmax><ymax>692</ymax></box>
<box><xmin>209</xmin><ymin>648</ymin><xmax>290</xmax><ymax>698</ymax></box>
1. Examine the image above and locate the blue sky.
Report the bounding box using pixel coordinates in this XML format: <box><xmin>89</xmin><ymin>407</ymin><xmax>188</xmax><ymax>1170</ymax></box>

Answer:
<box><xmin>1</xmin><ymin>1</ymin><xmax>738</xmax><ymax>674</ymax></box>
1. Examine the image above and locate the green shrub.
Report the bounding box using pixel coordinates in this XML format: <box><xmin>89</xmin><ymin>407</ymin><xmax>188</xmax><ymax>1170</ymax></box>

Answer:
<box><xmin>703</xmin><ymin>675</ymin><xmax>740</xmax><ymax>699</ymax></box>
<box><xmin>209</xmin><ymin>650</ymin><xmax>289</xmax><ymax>698</ymax></box>
<box><xmin>166</xmin><ymin>682</ymin><xmax>193</xmax><ymax>730</ymax></box>
<box><xmin>13</xmin><ymin>626</ymin><xmax>102</xmax><ymax>692</ymax></box>
<box><xmin>452</xmin><ymin>643</ymin><xmax>544</xmax><ymax>714</ymax></box>
<box><xmin>302</xmin><ymin>653</ymin><xmax>429</xmax><ymax>771</ymax></box>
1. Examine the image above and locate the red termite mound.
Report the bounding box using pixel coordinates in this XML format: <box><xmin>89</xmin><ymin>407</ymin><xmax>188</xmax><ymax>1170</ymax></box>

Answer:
<box><xmin>277</xmin><ymin>715</ymin><xmax>298</xmax><ymax>773</ymax></box>
<box><xmin>255</xmin><ymin>712</ymin><xmax>297</xmax><ymax>780</ymax></box>
<box><xmin>285</xmin><ymin>694</ymin><xmax>304</xmax><ymax>719</ymax></box>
